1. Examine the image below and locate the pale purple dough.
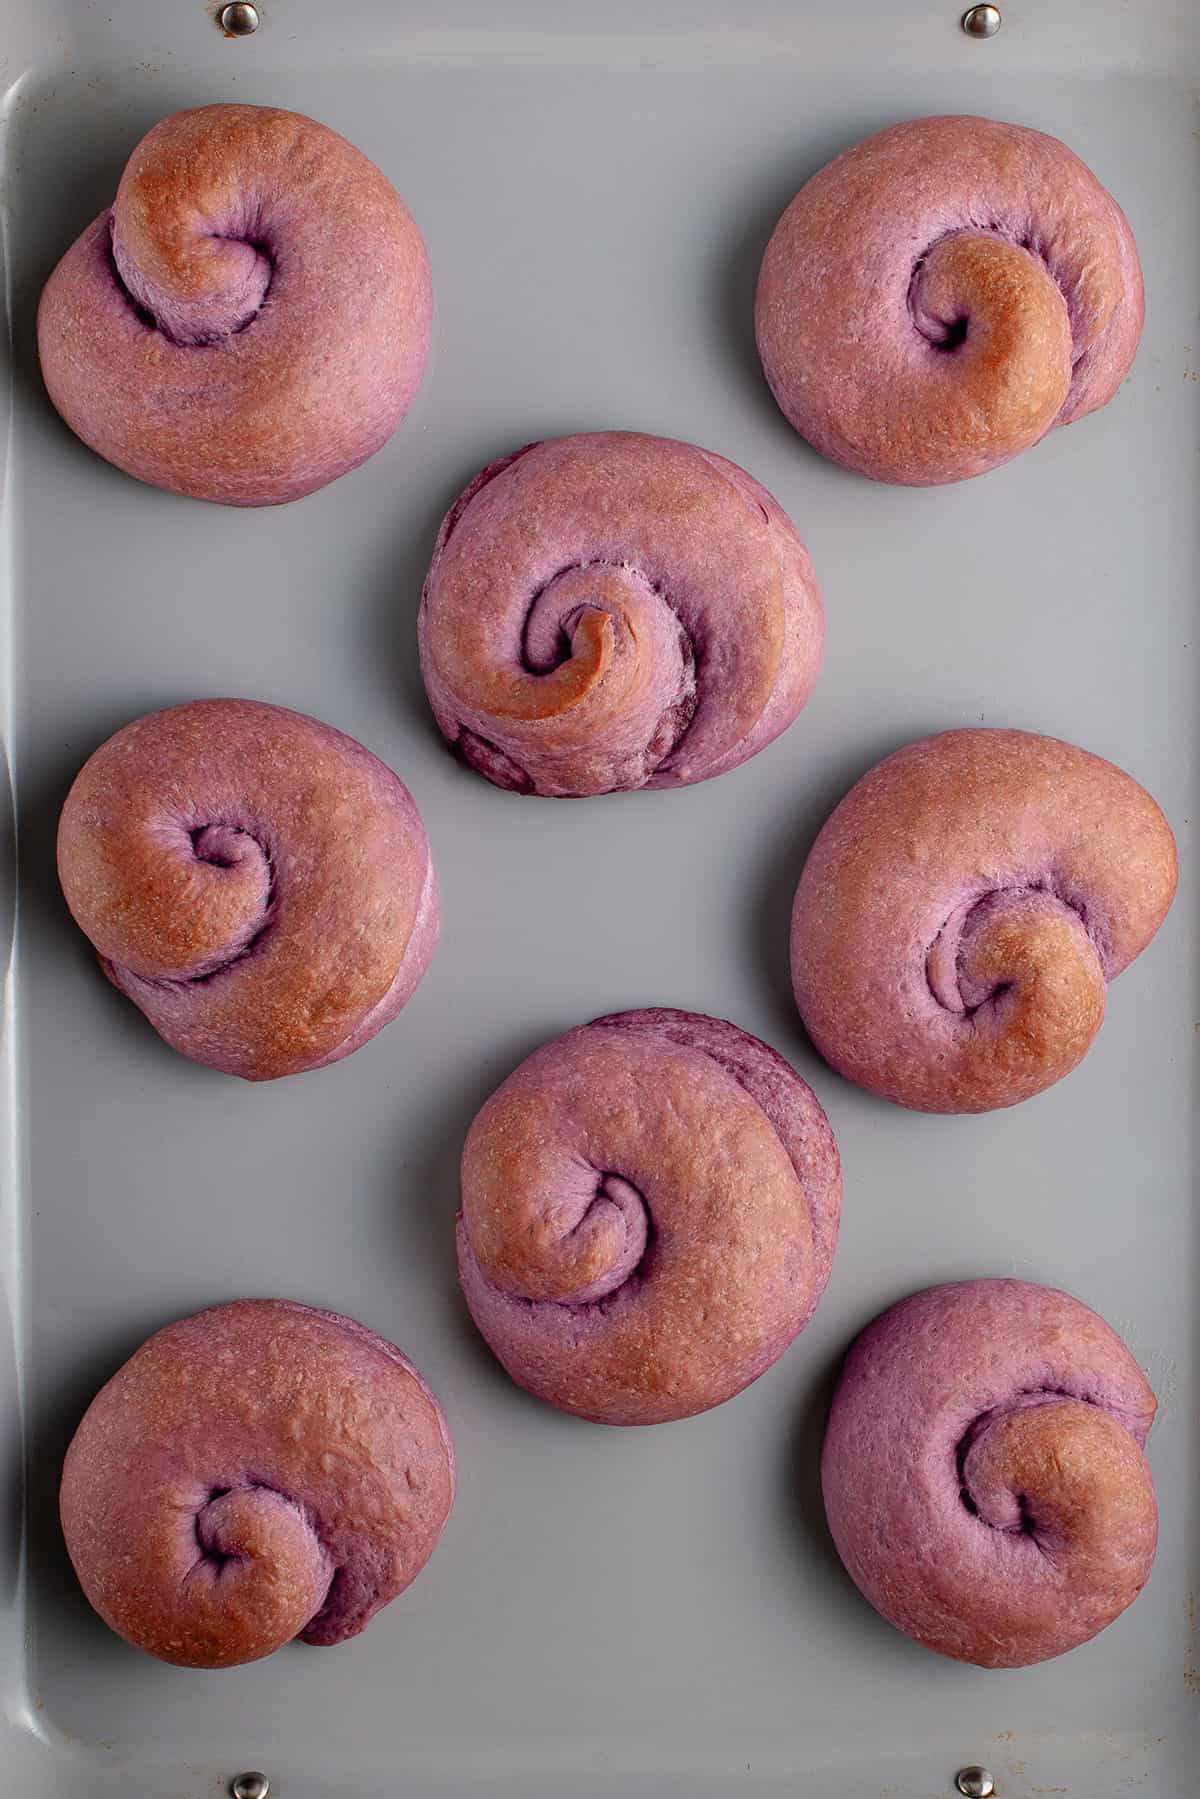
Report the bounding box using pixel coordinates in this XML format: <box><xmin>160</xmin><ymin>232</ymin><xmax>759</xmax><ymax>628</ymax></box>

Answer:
<box><xmin>61</xmin><ymin>1300</ymin><xmax>456</xmax><ymax>1668</ymax></box>
<box><xmin>790</xmin><ymin>729</ymin><xmax>1177</xmax><ymax>1113</ymax></box>
<box><xmin>458</xmin><ymin>1008</ymin><xmax>842</xmax><ymax>1424</ymax></box>
<box><xmin>822</xmin><ymin>1281</ymin><xmax>1158</xmax><ymax>1667</ymax></box>
<box><xmin>419</xmin><ymin>433</ymin><xmax>824</xmax><ymax>796</ymax></box>
<box><xmin>37</xmin><ymin>105</ymin><xmax>432</xmax><ymax>506</ymax></box>
<box><xmin>755</xmin><ymin>116</ymin><xmax>1144</xmax><ymax>485</ymax></box>
<box><xmin>58</xmin><ymin>700</ymin><xmax>439</xmax><ymax>1081</ymax></box>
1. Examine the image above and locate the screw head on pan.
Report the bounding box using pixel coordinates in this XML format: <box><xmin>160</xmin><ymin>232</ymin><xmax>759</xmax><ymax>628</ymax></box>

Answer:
<box><xmin>218</xmin><ymin>2</ymin><xmax>260</xmax><ymax>35</ymax></box>
<box><xmin>956</xmin><ymin>1769</ymin><xmax>997</xmax><ymax>1799</ymax></box>
<box><xmin>230</xmin><ymin>1775</ymin><xmax>270</xmax><ymax>1799</ymax></box>
<box><xmin>961</xmin><ymin>4</ymin><xmax>1002</xmax><ymax>36</ymax></box>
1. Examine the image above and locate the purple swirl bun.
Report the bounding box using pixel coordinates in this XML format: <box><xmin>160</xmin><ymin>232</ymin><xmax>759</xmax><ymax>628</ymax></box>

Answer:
<box><xmin>822</xmin><ymin>1281</ymin><xmax>1158</xmax><ymax>1667</ymax></box>
<box><xmin>37</xmin><ymin>104</ymin><xmax>432</xmax><ymax>505</ymax></box>
<box><xmin>756</xmin><ymin>116</ymin><xmax>1143</xmax><ymax>485</ymax></box>
<box><xmin>790</xmin><ymin>729</ymin><xmax>1176</xmax><ymax>1112</ymax></box>
<box><xmin>457</xmin><ymin>1008</ymin><xmax>841</xmax><ymax>1424</ymax></box>
<box><xmin>57</xmin><ymin>700</ymin><xmax>438</xmax><ymax>1080</ymax></box>
<box><xmin>418</xmin><ymin>432</ymin><xmax>823</xmax><ymax>796</ymax></box>
<box><xmin>61</xmin><ymin>1300</ymin><xmax>455</xmax><ymax>1668</ymax></box>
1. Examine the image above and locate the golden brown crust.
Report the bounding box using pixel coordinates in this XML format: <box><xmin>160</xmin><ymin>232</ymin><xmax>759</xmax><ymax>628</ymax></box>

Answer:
<box><xmin>791</xmin><ymin>730</ymin><xmax>1177</xmax><ymax>1111</ymax></box>
<box><xmin>458</xmin><ymin>1011</ymin><xmax>842</xmax><ymax>1424</ymax></box>
<box><xmin>57</xmin><ymin>700</ymin><xmax>437</xmax><ymax>1080</ymax></box>
<box><xmin>38</xmin><ymin>105</ymin><xmax>431</xmax><ymax>505</ymax></box>
<box><xmin>822</xmin><ymin>1280</ymin><xmax>1158</xmax><ymax>1667</ymax></box>
<box><xmin>418</xmin><ymin>434</ymin><xmax>823</xmax><ymax>795</ymax></box>
<box><xmin>756</xmin><ymin>116</ymin><xmax>1143</xmax><ymax>484</ymax></box>
<box><xmin>427</xmin><ymin>435</ymin><xmax>783</xmax><ymax>742</ymax></box>
<box><xmin>61</xmin><ymin>1300</ymin><xmax>455</xmax><ymax>1667</ymax></box>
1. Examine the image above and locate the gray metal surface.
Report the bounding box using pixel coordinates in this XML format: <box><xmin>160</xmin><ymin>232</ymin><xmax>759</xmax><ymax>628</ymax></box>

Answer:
<box><xmin>0</xmin><ymin>2</ymin><xmax>1196</xmax><ymax>1794</ymax></box>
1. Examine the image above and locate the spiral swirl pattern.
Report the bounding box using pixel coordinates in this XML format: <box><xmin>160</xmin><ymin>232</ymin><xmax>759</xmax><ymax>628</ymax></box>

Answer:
<box><xmin>37</xmin><ymin>104</ymin><xmax>432</xmax><ymax>505</ymax></box>
<box><xmin>790</xmin><ymin>729</ymin><xmax>1176</xmax><ymax>1112</ymax></box>
<box><xmin>418</xmin><ymin>433</ymin><xmax>824</xmax><ymax>796</ymax></box>
<box><xmin>57</xmin><ymin>699</ymin><xmax>438</xmax><ymax>1081</ymax></box>
<box><xmin>755</xmin><ymin>116</ymin><xmax>1144</xmax><ymax>485</ymax></box>
<box><xmin>457</xmin><ymin>1008</ymin><xmax>841</xmax><ymax>1424</ymax></box>
<box><xmin>822</xmin><ymin>1281</ymin><xmax>1158</xmax><ymax>1667</ymax></box>
<box><xmin>60</xmin><ymin>1300</ymin><xmax>455</xmax><ymax>1668</ymax></box>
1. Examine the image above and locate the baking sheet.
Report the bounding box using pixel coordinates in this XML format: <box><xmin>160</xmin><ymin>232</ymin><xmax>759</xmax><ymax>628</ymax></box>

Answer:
<box><xmin>1</xmin><ymin>2</ymin><xmax>1196</xmax><ymax>1794</ymax></box>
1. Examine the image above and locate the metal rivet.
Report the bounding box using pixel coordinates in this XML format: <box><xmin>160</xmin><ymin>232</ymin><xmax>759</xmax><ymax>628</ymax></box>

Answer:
<box><xmin>955</xmin><ymin>1770</ymin><xmax>996</xmax><ymax>1799</ymax></box>
<box><xmin>961</xmin><ymin>4</ymin><xmax>1001</xmax><ymax>36</ymax></box>
<box><xmin>218</xmin><ymin>2</ymin><xmax>260</xmax><ymax>35</ymax></box>
<box><xmin>230</xmin><ymin>1776</ymin><xmax>270</xmax><ymax>1799</ymax></box>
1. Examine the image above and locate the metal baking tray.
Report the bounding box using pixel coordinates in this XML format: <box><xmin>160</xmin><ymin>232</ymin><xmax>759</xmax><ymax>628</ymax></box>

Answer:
<box><xmin>1</xmin><ymin>2</ymin><xmax>1195</xmax><ymax>1794</ymax></box>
